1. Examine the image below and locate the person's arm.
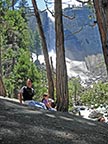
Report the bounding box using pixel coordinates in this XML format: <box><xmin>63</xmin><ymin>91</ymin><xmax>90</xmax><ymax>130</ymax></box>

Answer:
<box><xmin>43</xmin><ymin>99</ymin><xmax>51</xmax><ymax>109</ymax></box>
<box><xmin>46</xmin><ymin>102</ymin><xmax>52</xmax><ymax>108</ymax></box>
<box><xmin>17</xmin><ymin>86</ymin><xmax>24</xmax><ymax>104</ymax></box>
<box><xmin>18</xmin><ymin>93</ymin><xmax>23</xmax><ymax>104</ymax></box>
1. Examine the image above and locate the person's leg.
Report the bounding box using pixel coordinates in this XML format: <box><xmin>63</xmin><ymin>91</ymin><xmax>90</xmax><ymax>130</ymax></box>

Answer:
<box><xmin>49</xmin><ymin>107</ymin><xmax>57</xmax><ymax>111</ymax></box>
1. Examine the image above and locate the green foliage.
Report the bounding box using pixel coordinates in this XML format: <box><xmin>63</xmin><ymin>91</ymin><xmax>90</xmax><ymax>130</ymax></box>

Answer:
<box><xmin>1</xmin><ymin>2</ymin><xmax>47</xmax><ymax>100</ymax></box>
<box><xmin>68</xmin><ymin>78</ymin><xmax>108</xmax><ymax>110</ymax></box>
<box><xmin>80</xmin><ymin>81</ymin><xmax>108</xmax><ymax>106</ymax></box>
<box><xmin>1</xmin><ymin>8</ymin><xmax>31</xmax><ymax>79</ymax></box>
<box><xmin>4</xmin><ymin>49</ymin><xmax>47</xmax><ymax>100</ymax></box>
<box><xmin>0</xmin><ymin>0</ymin><xmax>11</xmax><ymax>9</ymax></box>
<box><xmin>68</xmin><ymin>77</ymin><xmax>83</xmax><ymax>110</ymax></box>
<box><xmin>3</xmin><ymin>9</ymin><xmax>30</xmax><ymax>49</ymax></box>
<box><xmin>29</xmin><ymin>28</ymin><xmax>42</xmax><ymax>55</ymax></box>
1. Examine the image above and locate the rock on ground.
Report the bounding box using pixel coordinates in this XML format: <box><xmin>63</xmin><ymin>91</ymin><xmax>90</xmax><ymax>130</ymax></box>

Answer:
<box><xmin>0</xmin><ymin>96</ymin><xmax>108</xmax><ymax>144</ymax></box>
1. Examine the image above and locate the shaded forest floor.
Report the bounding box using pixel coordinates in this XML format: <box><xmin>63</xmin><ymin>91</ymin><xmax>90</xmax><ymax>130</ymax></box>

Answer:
<box><xmin>0</xmin><ymin>96</ymin><xmax>108</xmax><ymax>144</ymax></box>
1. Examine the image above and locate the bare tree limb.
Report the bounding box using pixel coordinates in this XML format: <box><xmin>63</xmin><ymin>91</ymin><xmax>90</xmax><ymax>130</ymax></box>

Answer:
<box><xmin>44</xmin><ymin>0</ymin><xmax>76</xmax><ymax>20</ymax></box>
<box><xmin>76</xmin><ymin>0</ymin><xmax>91</xmax><ymax>4</ymax></box>
<box><xmin>62</xmin><ymin>13</ymin><xmax>75</xmax><ymax>20</ymax></box>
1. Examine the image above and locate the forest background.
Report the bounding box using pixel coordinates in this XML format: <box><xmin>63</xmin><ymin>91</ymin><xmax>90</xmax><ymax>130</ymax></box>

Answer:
<box><xmin>0</xmin><ymin>0</ymin><xmax>108</xmax><ymax>111</ymax></box>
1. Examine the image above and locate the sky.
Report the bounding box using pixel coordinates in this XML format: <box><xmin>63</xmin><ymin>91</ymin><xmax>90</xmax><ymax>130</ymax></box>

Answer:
<box><xmin>27</xmin><ymin>0</ymin><xmax>46</xmax><ymax>10</ymax></box>
<box><xmin>27</xmin><ymin>0</ymin><xmax>81</xmax><ymax>11</ymax></box>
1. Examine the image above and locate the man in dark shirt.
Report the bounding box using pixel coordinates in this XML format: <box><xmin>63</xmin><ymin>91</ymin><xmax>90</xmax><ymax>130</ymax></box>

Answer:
<box><xmin>18</xmin><ymin>79</ymin><xmax>47</xmax><ymax>109</ymax></box>
<box><xmin>18</xmin><ymin>78</ymin><xmax>34</xmax><ymax>104</ymax></box>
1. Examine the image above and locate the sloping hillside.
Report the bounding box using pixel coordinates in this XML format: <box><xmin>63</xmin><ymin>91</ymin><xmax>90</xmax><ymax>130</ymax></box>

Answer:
<box><xmin>0</xmin><ymin>96</ymin><xmax>108</xmax><ymax>144</ymax></box>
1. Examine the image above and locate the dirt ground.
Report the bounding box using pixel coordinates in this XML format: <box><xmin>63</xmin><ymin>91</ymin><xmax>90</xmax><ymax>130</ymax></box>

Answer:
<box><xmin>0</xmin><ymin>96</ymin><xmax>108</xmax><ymax>144</ymax></box>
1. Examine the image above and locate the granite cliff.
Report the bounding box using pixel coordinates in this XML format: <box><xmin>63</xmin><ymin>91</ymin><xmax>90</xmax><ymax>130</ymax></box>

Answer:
<box><xmin>28</xmin><ymin>6</ymin><xmax>107</xmax><ymax>85</ymax></box>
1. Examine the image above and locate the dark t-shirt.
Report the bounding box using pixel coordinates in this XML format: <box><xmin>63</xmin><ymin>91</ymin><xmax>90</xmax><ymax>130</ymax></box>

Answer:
<box><xmin>20</xmin><ymin>86</ymin><xmax>34</xmax><ymax>101</ymax></box>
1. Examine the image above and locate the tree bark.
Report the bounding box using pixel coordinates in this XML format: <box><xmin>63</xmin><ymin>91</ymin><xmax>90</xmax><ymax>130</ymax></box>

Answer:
<box><xmin>32</xmin><ymin>0</ymin><xmax>54</xmax><ymax>99</ymax></box>
<box><xmin>0</xmin><ymin>47</ymin><xmax>6</xmax><ymax>96</ymax></box>
<box><xmin>55</xmin><ymin>0</ymin><xmax>69</xmax><ymax>111</ymax></box>
<box><xmin>0</xmin><ymin>76</ymin><xmax>6</xmax><ymax>96</ymax></box>
<box><xmin>12</xmin><ymin>0</ymin><xmax>15</xmax><ymax>10</ymax></box>
<box><xmin>93</xmin><ymin>0</ymin><xmax>108</xmax><ymax>75</ymax></box>
<box><xmin>0</xmin><ymin>29</ymin><xmax>6</xmax><ymax>96</ymax></box>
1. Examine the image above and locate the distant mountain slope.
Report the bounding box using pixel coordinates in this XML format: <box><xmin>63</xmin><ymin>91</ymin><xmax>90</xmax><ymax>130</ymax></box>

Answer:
<box><xmin>28</xmin><ymin>6</ymin><xmax>107</xmax><ymax>84</ymax></box>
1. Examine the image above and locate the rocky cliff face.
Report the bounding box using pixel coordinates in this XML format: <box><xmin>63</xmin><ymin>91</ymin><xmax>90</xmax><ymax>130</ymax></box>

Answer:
<box><xmin>40</xmin><ymin>6</ymin><xmax>102</xmax><ymax>57</ymax></box>
<box><xmin>28</xmin><ymin>6</ymin><xmax>107</xmax><ymax>85</ymax></box>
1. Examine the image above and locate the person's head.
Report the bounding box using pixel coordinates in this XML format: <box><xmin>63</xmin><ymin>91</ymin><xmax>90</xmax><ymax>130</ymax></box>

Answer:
<box><xmin>48</xmin><ymin>98</ymin><xmax>55</xmax><ymax>108</ymax></box>
<box><xmin>26</xmin><ymin>78</ymin><xmax>33</xmax><ymax>88</ymax></box>
<box><xmin>43</xmin><ymin>93</ymin><xmax>49</xmax><ymax>99</ymax></box>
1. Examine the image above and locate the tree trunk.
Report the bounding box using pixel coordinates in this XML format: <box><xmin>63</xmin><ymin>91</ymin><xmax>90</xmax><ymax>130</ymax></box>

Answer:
<box><xmin>12</xmin><ymin>0</ymin><xmax>15</xmax><ymax>10</ymax></box>
<box><xmin>55</xmin><ymin>0</ymin><xmax>69</xmax><ymax>111</ymax></box>
<box><xmin>0</xmin><ymin>31</ymin><xmax>6</xmax><ymax>96</ymax></box>
<box><xmin>32</xmin><ymin>0</ymin><xmax>54</xmax><ymax>99</ymax></box>
<box><xmin>0</xmin><ymin>76</ymin><xmax>6</xmax><ymax>96</ymax></box>
<box><xmin>93</xmin><ymin>0</ymin><xmax>108</xmax><ymax>74</ymax></box>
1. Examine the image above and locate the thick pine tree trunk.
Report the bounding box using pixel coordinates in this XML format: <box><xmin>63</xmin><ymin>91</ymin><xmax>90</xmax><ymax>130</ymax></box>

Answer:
<box><xmin>55</xmin><ymin>0</ymin><xmax>69</xmax><ymax>111</ymax></box>
<box><xmin>32</xmin><ymin>0</ymin><xmax>54</xmax><ymax>99</ymax></box>
<box><xmin>93</xmin><ymin>0</ymin><xmax>108</xmax><ymax>74</ymax></box>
